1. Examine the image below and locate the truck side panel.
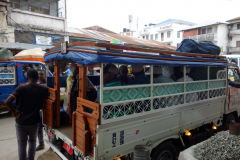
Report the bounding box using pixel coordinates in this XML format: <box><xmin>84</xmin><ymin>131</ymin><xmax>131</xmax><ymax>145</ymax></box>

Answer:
<box><xmin>96</xmin><ymin>98</ymin><xmax>224</xmax><ymax>160</ymax></box>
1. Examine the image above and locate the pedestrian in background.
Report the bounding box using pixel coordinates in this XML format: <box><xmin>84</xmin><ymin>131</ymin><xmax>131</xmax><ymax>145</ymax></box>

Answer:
<box><xmin>5</xmin><ymin>69</ymin><xmax>48</xmax><ymax>160</ymax></box>
<box><xmin>36</xmin><ymin>70</ymin><xmax>47</xmax><ymax>151</ymax></box>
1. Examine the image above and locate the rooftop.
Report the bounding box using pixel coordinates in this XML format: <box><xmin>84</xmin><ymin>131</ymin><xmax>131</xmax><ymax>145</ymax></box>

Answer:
<box><xmin>180</xmin><ymin>20</ymin><xmax>226</xmax><ymax>31</ymax></box>
<box><xmin>226</xmin><ymin>16</ymin><xmax>240</xmax><ymax>22</ymax></box>
<box><xmin>83</xmin><ymin>25</ymin><xmax>117</xmax><ymax>34</ymax></box>
<box><xmin>68</xmin><ymin>27</ymin><xmax>176</xmax><ymax>51</ymax></box>
<box><xmin>155</xmin><ymin>19</ymin><xmax>195</xmax><ymax>26</ymax></box>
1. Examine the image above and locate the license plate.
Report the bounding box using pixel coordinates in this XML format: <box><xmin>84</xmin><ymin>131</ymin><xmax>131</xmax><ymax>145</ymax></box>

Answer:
<box><xmin>63</xmin><ymin>142</ymin><xmax>73</xmax><ymax>155</ymax></box>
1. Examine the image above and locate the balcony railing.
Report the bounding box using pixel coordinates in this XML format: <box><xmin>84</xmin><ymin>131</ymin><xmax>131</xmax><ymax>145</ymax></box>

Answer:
<box><xmin>156</xmin><ymin>25</ymin><xmax>173</xmax><ymax>32</ymax></box>
<box><xmin>139</xmin><ymin>29</ymin><xmax>150</xmax><ymax>35</ymax></box>
<box><xmin>230</xmin><ymin>30</ymin><xmax>240</xmax><ymax>35</ymax></box>
<box><xmin>229</xmin><ymin>47</ymin><xmax>240</xmax><ymax>53</ymax></box>
<box><xmin>183</xmin><ymin>33</ymin><xmax>217</xmax><ymax>42</ymax></box>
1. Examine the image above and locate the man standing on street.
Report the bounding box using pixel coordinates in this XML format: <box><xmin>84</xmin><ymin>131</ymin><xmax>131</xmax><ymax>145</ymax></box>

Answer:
<box><xmin>5</xmin><ymin>69</ymin><xmax>48</xmax><ymax>160</ymax></box>
<box><xmin>36</xmin><ymin>70</ymin><xmax>47</xmax><ymax>151</ymax></box>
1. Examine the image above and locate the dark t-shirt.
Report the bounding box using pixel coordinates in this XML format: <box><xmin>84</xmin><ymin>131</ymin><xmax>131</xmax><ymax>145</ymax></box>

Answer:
<box><xmin>11</xmin><ymin>83</ymin><xmax>48</xmax><ymax>125</ymax></box>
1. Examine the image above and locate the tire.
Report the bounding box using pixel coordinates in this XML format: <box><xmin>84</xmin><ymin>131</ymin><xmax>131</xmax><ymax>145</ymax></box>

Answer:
<box><xmin>151</xmin><ymin>142</ymin><xmax>178</xmax><ymax>160</ymax></box>
<box><xmin>223</xmin><ymin>113</ymin><xmax>236</xmax><ymax>130</ymax></box>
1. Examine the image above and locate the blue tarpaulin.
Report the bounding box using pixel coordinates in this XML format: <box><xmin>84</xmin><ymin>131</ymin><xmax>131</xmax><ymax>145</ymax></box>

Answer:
<box><xmin>44</xmin><ymin>47</ymin><xmax>228</xmax><ymax>67</ymax></box>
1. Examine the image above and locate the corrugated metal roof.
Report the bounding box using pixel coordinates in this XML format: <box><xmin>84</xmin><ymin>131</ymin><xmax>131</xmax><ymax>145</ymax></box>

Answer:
<box><xmin>155</xmin><ymin>19</ymin><xmax>195</xmax><ymax>26</ymax></box>
<box><xmin>226</xmin><ymin>16</ymin><xmax>240</xmax><ymax>22</ymax></box>
<box><xmin>180</xmin><ymin>20</ymin><xmax>226</xmax><ymax>31</ymax></box>
<box><xmin>83</xmin><ymin>25</ymin><xmax>117</xmax><ymax>34</ymax></box>
<box><xmin>0</xmin><ymin>42</ymin><xmax>54</xmax><ymax>51</ymax></box>
<box><xmin>69</xmin><ymin>27</ymin><xmax>176</xmax><ymax>50</ymax></box>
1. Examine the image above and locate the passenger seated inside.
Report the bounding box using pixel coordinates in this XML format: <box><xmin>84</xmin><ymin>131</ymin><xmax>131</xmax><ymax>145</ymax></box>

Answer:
<box><xmin>153</xmin><ymin>66</ymin><xmax>174</xmax><ymax>83</ymax></box>
<box><xmin>64</xmin><ymin>65</ymin><xmax>96</xmax><ymax>116</ymax></box>
<box><xmin>118</xmin><ymin>65</ymin><xmax>130</xmax><ymax>85</ymax></box>
<box><xmin>128</xmin><ymin>65</ymin><xmax>150</xmax><ymax>85</ymax></box>
<box><xmin>23</xmin><ymin>66</ymin><xmax>31</xmax><ymax>79</ymax></box>
<box><xmin>174</xmin><ymin>67</ymin><xmax>198</xmax><ymax>102</ymax></box>
<box><xmin>96</xmin><ymin>64</ymin><xmax>122</xmax><ymax>102</ymax></box>
<box><xmin>175</xmin><ymin>67</ymin><xmax>193</xmax><ymax>82</ymax></box>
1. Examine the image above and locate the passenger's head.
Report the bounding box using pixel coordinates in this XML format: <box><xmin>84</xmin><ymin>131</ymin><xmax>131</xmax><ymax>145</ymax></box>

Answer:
<box><xmin>27</xmin><ymin>69</ymin><xmax>39</xmax><ymax>83</ymax></box>
<box><xmin>25</xmin><ymin>66</ymin><xmax>31</xmax><ymax>72</ymax></box>
<box><xmin>38</xmin><ymin>70</ymin><xmax>46</xmax><ymax>82</ymax></box>
<box><xmin>103</xmin><ymin>64</ymin><xmax>118</xmax><ymax>84</ymax></box>
<box><xmin>153</xmin><ymin>66</ymin><xmax>162</xmax><ymax>78</ymax></box>
<box><xmin>131</xmin><ymin>65</ymin><xmax>144</xmax><ymax>76</ymax></box>
<box><xmin>119</xmin><ymin>65</ymin><xmax>128</xmax><ymax>78</ymax></box>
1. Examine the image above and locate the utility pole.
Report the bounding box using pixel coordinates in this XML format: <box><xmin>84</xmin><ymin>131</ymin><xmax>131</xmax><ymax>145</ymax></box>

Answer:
<box><xmin>137</xmin><ymin>17</ymin><xmax>139</xmax><ymax>31</ymax></box>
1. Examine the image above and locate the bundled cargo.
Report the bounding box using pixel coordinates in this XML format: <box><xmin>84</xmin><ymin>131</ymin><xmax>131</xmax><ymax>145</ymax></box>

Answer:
<box><xmin>0</xmin><ymin>48</ymin><xmax>13</xmax><ymax>60</ymax></box>
<box><xmin>176</xmin><ymin>39</ymin><xmax>221</xmax><ymax>55</ymax></box>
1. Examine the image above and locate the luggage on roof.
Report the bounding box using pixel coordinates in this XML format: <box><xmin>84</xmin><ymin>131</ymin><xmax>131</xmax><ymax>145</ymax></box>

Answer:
<box><xmin>176</xmin><ymin>39</ymin><xmax>221</xmax><ymax>55</ymax></box>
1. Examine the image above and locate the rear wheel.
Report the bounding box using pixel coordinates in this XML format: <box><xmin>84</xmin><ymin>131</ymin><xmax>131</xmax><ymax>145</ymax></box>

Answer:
<box><xmin>223</xmin><ymin>113</ymin><xmax>236</xmax><ymax>130</ymax></box>
<box><xmin>151</xmin><ymin>142</ymin><xmax>177</xmax><ymax>160</ymax></box>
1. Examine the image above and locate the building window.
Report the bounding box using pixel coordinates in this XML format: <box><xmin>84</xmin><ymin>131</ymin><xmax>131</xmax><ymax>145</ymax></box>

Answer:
<box><xmin>202</xmin><ymin>28</ymin><xmax>206</xmax><ymax>34</ymax></box>
<box><xmin>146</xmin><ymin>35</ymin><xmax>149</xmax><ymax>39</ymax></box>
<box><xmin>237</xmin><ymin>41</ymin><xmax>240</xmax><ymax>47</ymax></box>
<box><xmin>167</xmin><ymin>31</ymin><xmax>171</xmax><ymax>38</ymax></box>
<box><xmin>161</xmin><ymin>33</ymin><xmax>164</xmax><ymax>41</ymax></box>
<box><xmin>143</xmin><ymin>36</ymin><xmax>145</xmax><ymax>39</ymax></box>
<box><xmin>177</xmin><ymin>31</ymin><xmax>180</xmax><ymax>38</ymax></box>
<box><xmin>207</xmin><ymin>28</ymin><xmax>212</xmax><ymax>34</ymax></box>
<box><xmin>237</xmin><ymin>24</ymin><xmax>240</xmax><ymax>29</ymax></box>
<box><xmin>177</xmin><ymin>43</ymin><xmax>180</xmax><ymax>47</ymax></box>
<box><xmin>155</xmin><ymin>34</ymin><xmax>158</xmax><ymax>40</ymax></box>
<box><xmin>151</xmin><ymin>34</ymin><xmax>153</xmax><ymax>40</ymax></box>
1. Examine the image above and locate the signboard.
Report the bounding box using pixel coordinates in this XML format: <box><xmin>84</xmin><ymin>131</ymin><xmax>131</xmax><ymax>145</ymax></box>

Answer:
<box><xmin>36</xmin><ymin>35</ymin><xmax>52</xmax><ymax>45</ymax></box>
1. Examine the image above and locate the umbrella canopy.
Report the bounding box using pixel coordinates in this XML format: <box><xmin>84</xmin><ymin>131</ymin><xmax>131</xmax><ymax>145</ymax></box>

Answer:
<box><xmin>14</xmin><ymin>48</ymin><xmax>45</xmax><ymax>63</ymax></box>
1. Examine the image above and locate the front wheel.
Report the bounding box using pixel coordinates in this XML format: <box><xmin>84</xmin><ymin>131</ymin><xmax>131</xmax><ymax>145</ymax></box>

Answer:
<box><xmin>151</xmin><ymin>142</ymin><xmax>177</xmax><ymax>160</ymax></box>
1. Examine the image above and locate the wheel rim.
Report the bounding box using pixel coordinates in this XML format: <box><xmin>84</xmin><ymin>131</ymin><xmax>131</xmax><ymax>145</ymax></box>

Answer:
<box><xmin>227</xmin><ymin>115</ymin><xmax>235</xmax><ymax>129</ymax></box>
<box><xmin>157</xmin><ymin>150</ymin><xmax>172</xmax><ymax>160</ymax></box>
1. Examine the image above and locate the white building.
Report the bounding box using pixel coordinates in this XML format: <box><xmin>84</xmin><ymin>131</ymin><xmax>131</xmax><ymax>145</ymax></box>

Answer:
<box><xmin>139</xmin><ymin>19</ymin><xmax>195</xmax><ymax>47</ymax></box>
<box><xmin>181</xmin><ymin>21</ymin><xmax>229</xmax><ymax>55</ymax></box>
<box><xmin>0</xmin><ymin>0</ymin><xmax>68</xmax><ymax>54</ymax></box>
<box><xmin>226</xmin><ymin>17</ymin><xmax>240</xmax><ymax>54</ymax></box>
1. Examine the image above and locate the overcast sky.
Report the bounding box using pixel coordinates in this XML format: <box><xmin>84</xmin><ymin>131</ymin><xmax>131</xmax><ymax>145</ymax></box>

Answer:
<box><xmin>67</xmin><ymin>0</ymin><xmax>240</xmax><ymax>33</ymax></box>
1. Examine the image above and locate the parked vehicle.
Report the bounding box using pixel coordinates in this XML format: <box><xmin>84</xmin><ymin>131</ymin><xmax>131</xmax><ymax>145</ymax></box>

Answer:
<box><xmin>43</xmin><ymin>41</ymin><xmax>237</xmax><ymax>160</ymax></box>
<box><xmin>0</xmin><ymin>60</ymin><xmax>52</xmax><ymax>114</ymax></box>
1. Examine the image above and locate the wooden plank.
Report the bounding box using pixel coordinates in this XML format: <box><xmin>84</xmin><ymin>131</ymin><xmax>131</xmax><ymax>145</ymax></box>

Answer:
<box><xmin>72</xmin><ymin>112</ymin><xmax>76</xmax><ymax>146</ymax></box>
<box><xmin>0</xmin><ymin>2</ymin><xmax>10</xmax><ymax>7</ymax></box>
<box><xmin>73</xmin><ymin>111</ymin><xmax>89</xmax><ymax>156</ymax></box>
<box><xmin>48</xmin><ymin>41</ymin><xmax>96</xmax><ymax>51</ymax></box>
<box><xmin>79</xmin><ymin>66</ymin><xmax>87</xmax><ymax>99</ymax></box>
<box><xmin>77</xmin><ymin>97</ymin><xmax>100</xmax><ymax>119</ymax></box>
<box><xmin>48</xmin><ymin>88</ymin><xmax>57</xmax><ymax>101</ymax></box>
<box><xmin>43</xmin><ymin>99</ymin><xmax>54</xmax><ymax>128</ymax></box>
<box><xmin>95</xmin><ymin>42</ymin><xmax>225</xmax><ymax>59</ymax></box>
<box><xmin>97</xmin><ymin>51</ymin><xmax>227</xmax><ymax>63</ymax></box>
<box><xmin>54</xmin><ymin>60</ymin><xmax>61</xmax><ymax>128</ymax></box>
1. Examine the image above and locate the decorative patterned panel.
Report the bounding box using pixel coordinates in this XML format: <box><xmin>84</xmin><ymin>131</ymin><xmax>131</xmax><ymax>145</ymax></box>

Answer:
<box><xmin>217</xmin><ymin>70</ymin><xmax>227</xmax><ymax>79</ymax></box>
<box><xmin>186</xmin><ymin>82</ymin><xmax>207</xmax><ymax>92</ymax></box>
<box><xmin>153</xmin><ymin>84</ymin><xmax>184</xmax><ymax>97</ymax></box>
<box><xmin>153</xmin><ymin>94</ymin><xmax>184</xmax><ymax>109</ymax></box>
<box><xmin>102</xmin><ymin>87</ymin><xmax>225</xmax><ymax>120</ymax></box>
<box><xmin>209</xmin><ymin>88</ymin><xmax>226</xmax><ymax>98</ymax></box>
<box><xmin>103</xmin><ymin>100</ymin><xmax>152</xmax><ymax>119</ymax></box>
<box><xmin>209</xmin><ymin>80</ymin><xmax>226</xmax><ymax>89</ymax></box>
<box><xmin>103</xmin><ymin>87</ymin><xmax>150</xmax><ymax>103</ymax></box>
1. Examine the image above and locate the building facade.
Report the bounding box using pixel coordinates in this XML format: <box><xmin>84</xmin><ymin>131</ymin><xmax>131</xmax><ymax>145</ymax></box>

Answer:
<box><xmin>0</xmin><ymin>0</ymin><xmax>68</xmax><ymax>54</ymax></box>
<box><xmin>226</xmin><ymin>17</ymin><xmax>240</xmax><ymax>54</ymax></box>
<box><xmin>181</xmin><ymin>21</ymin><xmax>228</xmax><ymax>55</ymax></box>
<box><xmin>139</xmin><ymin>19</ymin><xmax>195</xmax><ymax>47</ymax></box>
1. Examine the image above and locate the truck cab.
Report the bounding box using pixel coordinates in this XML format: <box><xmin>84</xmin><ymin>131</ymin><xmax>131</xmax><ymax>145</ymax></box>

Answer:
<box><xmin>0</xmin><ymin>60</ymin><xmax>52</xmax><ymax>114</ymax></box>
